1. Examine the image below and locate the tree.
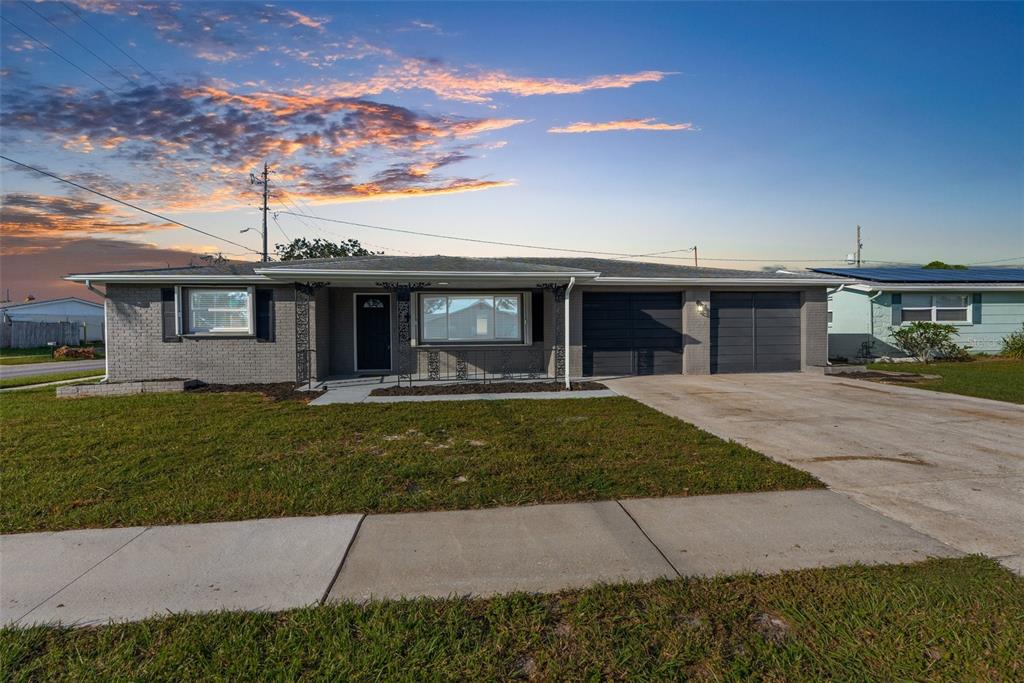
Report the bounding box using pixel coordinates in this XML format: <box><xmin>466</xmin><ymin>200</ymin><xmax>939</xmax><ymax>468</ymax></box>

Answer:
<box><xmin>889</xmin><ymin>322</ymin><xmax>963</xmax><ymax>363</ymax></box>
<box><xmin>275</xmin><ymin>237</ymin><xmax>382</xmax><ymax>261</ymax></box>
<box><xmin>922</xmin><ymin>261</ymin><xmax>967</xmax><ymax>270</ymax></box>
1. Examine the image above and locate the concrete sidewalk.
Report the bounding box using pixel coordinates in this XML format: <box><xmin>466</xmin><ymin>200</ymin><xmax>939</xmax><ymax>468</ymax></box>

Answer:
<box><xmin>2</xmin><ymin>490</ymin><xmax>957</xmax><ymax>628</ymax></box>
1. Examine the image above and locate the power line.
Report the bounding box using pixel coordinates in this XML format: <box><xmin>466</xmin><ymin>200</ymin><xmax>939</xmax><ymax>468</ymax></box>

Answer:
<box><xmin>1</xmin><ymin>155</ymin><xmax>262</xmax><ymax>255</ymax></box>
<box><xmin>275</xmin><ymin>209</ymin><xmax>920</xmax><ymax>263</ymax></box>
<box><xmin>20</xmin><ymin>1</ymin><xmax>136</xmax><ymax>87</ymax></box>
<box><xmin>966</xmin><ymin>255</ymin><xmax>1024</xmax><ymax>265</ymax></box>
<box><xmin>59</xmin><ymin>0</ymin><xmax>169</xmax><ymax>87</ymax></box>
<box><xmin>1</xmin><ymin>15</ymin><xmax>116</xmax><ymax>94</ymax></box>
<box><xmin>276</xmin><ymin>210</ymin><xmax>700</xmax><ymax>259</ymax></box>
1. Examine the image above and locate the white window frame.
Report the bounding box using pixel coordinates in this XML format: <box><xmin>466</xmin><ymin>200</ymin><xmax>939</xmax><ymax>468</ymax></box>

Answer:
<box><xmin>900</xmin><ymin>293</ymin><xmax>971</xmax><ymax>325</ymax></box>
<box><xmin>415</xmin><ymin>291</ymin><xmax>531</xmax><ymax>346</ymax></box>
<box><xmin>183</xmin><ymin>286</ymin><xmax>256</xmax><ymax>336</ymax></box>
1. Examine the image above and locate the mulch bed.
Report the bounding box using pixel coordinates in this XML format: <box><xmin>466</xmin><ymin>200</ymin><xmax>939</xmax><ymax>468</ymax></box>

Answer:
<box><xmin>370</xmin><ymin>381</ymin><xmax>608</xmax><ymax>397</ymax></box>
<box><xmin>189</xmin><ymin>382</ymin><xmax>325</xmax><ymax>402</ymax></box>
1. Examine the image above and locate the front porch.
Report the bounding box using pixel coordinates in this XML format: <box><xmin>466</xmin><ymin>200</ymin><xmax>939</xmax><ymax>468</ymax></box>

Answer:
<box><xmin>298</xmin><ymin>281</ymin><xmax>573</xmax><ymax>388</ymax></box>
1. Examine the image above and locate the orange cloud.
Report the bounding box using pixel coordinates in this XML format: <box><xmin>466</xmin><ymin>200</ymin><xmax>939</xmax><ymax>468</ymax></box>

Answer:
<box><xmin>0</xmin><ymin>193</ymin><xmax>172</xmax><ymax>240</ymax></box>
<box><xmin>548</xmin><ymin>118</ymin><xmax>697</xmax><ymax>133</ymax></box>
<box><xmin>314</xmin><ymin>62</ymin><xmax>676</xmax><ymax>103</ymax></box>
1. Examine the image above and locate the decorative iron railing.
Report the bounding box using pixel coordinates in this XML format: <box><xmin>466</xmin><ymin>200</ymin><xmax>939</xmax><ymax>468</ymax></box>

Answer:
<box><xmin>397</xmin><ymin>345</ymin><xmax>550</xmax><ymax>386</ymax></box>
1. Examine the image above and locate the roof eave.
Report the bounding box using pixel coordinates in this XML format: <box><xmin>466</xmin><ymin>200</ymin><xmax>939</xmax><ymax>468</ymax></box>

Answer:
<box><xmin>65</xmin><ymin>274</ymin><xmax>271</xmax><ymax>283</ymax></box>
<box><xmin>592</xmin><ymin>276</ymin><xmax>851</xmax><ymax>286</ymax></box>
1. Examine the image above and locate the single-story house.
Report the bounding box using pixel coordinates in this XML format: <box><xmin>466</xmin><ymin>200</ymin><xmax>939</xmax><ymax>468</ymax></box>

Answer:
<box><xmin>811</xmin><ymin>267</ymin><xmax>1024</xmax><ymax>359</ymax></box>
<box><xmin>0</xmin><ymin>297</ymin><xmax>105</xmax><ymax>343</ymax></box>
<box><xmin>65</xmin><ymin>256</ymin><xmax>846</xmax><ymax>385</ymax></box>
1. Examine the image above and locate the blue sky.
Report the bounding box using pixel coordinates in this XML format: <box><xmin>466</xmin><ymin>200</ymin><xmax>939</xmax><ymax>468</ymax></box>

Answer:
<box><xmin>1</xmin><ymin>1</ymin><xmax>1022</xmax><ymax>298</ymax></box>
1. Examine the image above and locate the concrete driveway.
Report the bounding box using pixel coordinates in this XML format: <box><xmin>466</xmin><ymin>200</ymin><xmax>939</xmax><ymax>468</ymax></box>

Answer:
<box><xmin>606</xmin><ymin>373</ymin><xmax>1024</xmax><ymax>573</ymax></box>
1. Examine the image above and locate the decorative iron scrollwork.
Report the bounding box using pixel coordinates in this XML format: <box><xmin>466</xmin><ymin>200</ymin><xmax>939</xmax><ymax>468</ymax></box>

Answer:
<box><xmin>294</xmin><ymin>282</ymin><xmax>327</xmax><ymax>387</ymax></box>
<box><xmin>537</xmin><ymin>283</ymin><xmax>568</xmax><ymax>378</ymax></box>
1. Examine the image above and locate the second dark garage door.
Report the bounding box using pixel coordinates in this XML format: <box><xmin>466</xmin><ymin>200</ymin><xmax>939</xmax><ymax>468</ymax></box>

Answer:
<box><xmin>711</xmin><ymin>292</ymin><xmax>801</xmax><ymax>373</ymax></box>
<box><xmin>582</xmin><ymin>292</ymin><xmax>682</xmax><ymax>375</ymax></box>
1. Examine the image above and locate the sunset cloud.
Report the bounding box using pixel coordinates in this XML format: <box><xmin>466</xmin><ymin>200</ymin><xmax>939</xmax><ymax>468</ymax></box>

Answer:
<box><xmin>314</xmin><ymin>61</ymin><xmax>675</xmax><ymax>103</ymax></box>
<box><xmin>0</xmin><ymin>193</ymin><xmax>172</xmax><ymax>240</ymax></box>
<box><xmin>1</xmin><ymin>80</ymin><xmax>523</xmax><ymax>209</ymax></box>
<box><xmin>548</xmin><ymin>118</ymin><xmax>697</xmax><ymax>133</ymax></box>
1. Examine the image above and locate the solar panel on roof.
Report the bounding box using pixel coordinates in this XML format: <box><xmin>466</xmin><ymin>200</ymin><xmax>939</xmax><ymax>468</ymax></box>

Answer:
<box><xmin>810</xmin><ymin>267</ymin><xmax>1024</xmax><ymax>283</ymax></box>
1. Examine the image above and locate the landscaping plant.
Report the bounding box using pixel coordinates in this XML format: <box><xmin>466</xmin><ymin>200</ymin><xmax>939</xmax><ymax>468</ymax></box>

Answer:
<box><xmin>889</xmin><ymin>322</ymin><xmax>967</xmax><ymax>363</ymax></box>
<box><xmin>1001</xmin><ymin>324</ymin><xmax>1024</xmax><ymax>359</ymax></box>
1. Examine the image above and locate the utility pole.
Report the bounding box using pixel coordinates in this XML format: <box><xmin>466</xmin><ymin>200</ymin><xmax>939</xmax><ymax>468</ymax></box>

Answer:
<box><xmin>260</xmin><ymin>162</ymin><xmax>269</xmax><ymax>262</ymax></box>
<box><xmin>249</xmin><ymin>163</ymin><xmax>270</xmax><ymax>262</ymax></box>
<box><xmin>855</xmin><ymin>225</ymin><xmax>863</xmax><ymax>268</ymax></box>
<box><xmin>693</xmin><ymin>245</ymin><xmax>698</xmax><ymax>268</ymax></box>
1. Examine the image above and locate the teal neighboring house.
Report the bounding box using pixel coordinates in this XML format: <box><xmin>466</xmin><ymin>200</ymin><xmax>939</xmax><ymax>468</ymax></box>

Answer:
<box><xmin>811</xmin><ymin>267</ymin><xmax>1024</xmax><ymax>359</ymax></box>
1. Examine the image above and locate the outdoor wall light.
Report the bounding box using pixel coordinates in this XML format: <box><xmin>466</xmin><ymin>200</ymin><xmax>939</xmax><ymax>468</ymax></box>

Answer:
<box><xmin>696</xmin><ymin>300</ymin><xmax>709</xmax><ymax>316</ymax></box>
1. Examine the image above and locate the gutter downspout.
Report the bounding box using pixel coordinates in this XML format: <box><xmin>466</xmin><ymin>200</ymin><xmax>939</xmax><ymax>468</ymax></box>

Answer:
<box><xmin>85</xmin><ymin>280</ymin><xmax>109</xmax><ymax>381</ymax></box>
<box><xmin>564</xmin><ymin>276</ymin><xmax>575</xmax><ymax>389</ymax></box>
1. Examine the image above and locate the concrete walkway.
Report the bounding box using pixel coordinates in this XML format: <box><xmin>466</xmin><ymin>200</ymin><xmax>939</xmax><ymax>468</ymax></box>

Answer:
<box><xmin>2</xmin><ymin>490</ymin><xmax>956</xmax><ymax>627</ymax></box>
<box><xmin>606</xmin><ymin>373</ymin><xmax>1024</xmax><ymax>574</ymax></box>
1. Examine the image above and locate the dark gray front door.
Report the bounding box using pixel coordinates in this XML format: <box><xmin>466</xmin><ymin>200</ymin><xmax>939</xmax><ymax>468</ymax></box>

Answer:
<box><xmin>710</xmin><ymin>292</ymin><xmax>801</xmax><ymax>373</ymax></box>
<box><xmin>356</xmin><ymin>294</ymin><xmax>391</xmax><ymax>371</ymax></box>
<box><xmin>582</xmin><ymin>292</ymin><xmax>682</xmax><ymax>376</ymax></box>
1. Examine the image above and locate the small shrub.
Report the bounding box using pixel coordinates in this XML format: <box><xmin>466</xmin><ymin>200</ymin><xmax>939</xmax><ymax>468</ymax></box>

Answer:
<box><xmin>1001</xmin><ymin>324</ymin><xmax>1024</xmax><ymax>359</ymax></box>
<box><xmin>53</xmin><ymin>345</ymin><xmax>96</xmax><ymax>360</ymax></box>
<box><xmin>889</xmin><ymin>322</ymin><xmax>961</xmax><ymax>363</ymax></box>
<box><xmin>937</xmin><ymin>342</ymin><xmax>973</xmax><ymax>362</ymax></box>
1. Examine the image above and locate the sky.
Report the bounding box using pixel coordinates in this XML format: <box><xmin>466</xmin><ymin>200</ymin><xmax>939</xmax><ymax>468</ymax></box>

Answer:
<box><xmin>1</xmin><ymin>1</ymin><xmax>1022</xmax><ymax>301</ymax></box>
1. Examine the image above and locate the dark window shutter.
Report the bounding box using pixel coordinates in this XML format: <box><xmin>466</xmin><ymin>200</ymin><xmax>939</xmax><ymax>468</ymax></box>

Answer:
<box><xmin>972</xmin><ymin>293</ymin><xmax>982</xmax><ymax>324</ymax></box>
<box><xmin>890</xmin><ymin>293</ymin><xmax>902</xmax><ymax>326</ymax></box>
<box><xmin>531</xmin><ymin>291</ymin><xmax>544</xmax><ymax>343</ymax></box>
<box><xmin>161</xmin><ymin>288</ymin><xmax>179</xmax><ymax>341</ymax></box>
<box><xmin>256</xmin><ymin>288</ymin><xmax>275</xmax><ymax>341</ymax></box>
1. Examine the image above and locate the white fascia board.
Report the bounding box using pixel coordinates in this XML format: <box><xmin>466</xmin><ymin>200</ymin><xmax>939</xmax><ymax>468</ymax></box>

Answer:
<box><xmin>590</xmin><ymin>276</ymin><xmax>852</xmax><ymax>286</ymax></box>
<box><xmin>65</xmin><ymin>274</ymin><xmax>273</xmax><ymax>283</ymax></box>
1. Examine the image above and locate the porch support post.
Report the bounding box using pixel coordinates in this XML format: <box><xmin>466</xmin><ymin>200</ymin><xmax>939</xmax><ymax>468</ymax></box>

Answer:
<box><xmin>564</xmin><ymin>276</ymin><xmax>575</xmax><ymax>388</ymax></box>
<box><xmin>294</xmin><ymin>282</ymin><xmax>327</xmax><ymax>387</ymax></box>
<box><xmin>538</xmin><ymin>282</ymin><xmax>569</xmax><ymax>382</ymax></box>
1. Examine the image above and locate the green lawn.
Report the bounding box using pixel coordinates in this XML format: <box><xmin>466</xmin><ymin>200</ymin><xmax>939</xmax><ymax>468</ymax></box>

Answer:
<box><xmin>0</xmin><ymin>369</ymin><xmax>106</xmax><ymax>390</ymax></box>
<box><xmin>0</xmin><ymin>346</ymin><xmax>103</xmax><ymax>366</ymax></box>
<box><xmin>3</xmin><ymin>557</ymin><xmax>1020</xmax><ymax>680</ymax></box>
<box><xmin>0</xmin><ymin>390</ymin><xmax>820</xmax><ymax>534</ymax></box>
<box><xmin>867</xmin><ymin>358</ymin><xmax>1024</xmax><ymax>404</ymax></box>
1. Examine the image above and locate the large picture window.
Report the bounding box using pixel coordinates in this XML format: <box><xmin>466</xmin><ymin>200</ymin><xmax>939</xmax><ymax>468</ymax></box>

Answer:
<box><xmin>187</xmin><ymin>288</ymin><xmax>253</xmax><ymax>334</ymax></box>
<box><xmin>420</xmin><ymin>294</ymin><xmax>523</xmax><ymax>343</ymax></box>
<box><xmin>900</xmin><ymin>293</ymin><xmax>969</xmax><ymax>323</ymax></box>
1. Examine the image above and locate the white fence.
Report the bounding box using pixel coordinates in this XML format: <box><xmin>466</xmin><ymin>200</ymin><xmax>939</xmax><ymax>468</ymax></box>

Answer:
<box><xmin>0</xmin><ymin>321</ymin><xmax>85</xmax><ymax>349</ymax></box>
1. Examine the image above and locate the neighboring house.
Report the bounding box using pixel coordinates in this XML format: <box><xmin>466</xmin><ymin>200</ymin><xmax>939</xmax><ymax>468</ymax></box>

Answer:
<box><xmin>65</xmin><ymin>256</ymin><xmax>846</xmax><ymax>385</ymax></box>
<box><xmin>0</xmin><ymin>297</ymin><xmax>105</xmax><ymax>343</ymax></box>
<box><xmin>812</xmin><ymin>267</ymin><xmax>1024</xmax><ymax>359</ymax></box>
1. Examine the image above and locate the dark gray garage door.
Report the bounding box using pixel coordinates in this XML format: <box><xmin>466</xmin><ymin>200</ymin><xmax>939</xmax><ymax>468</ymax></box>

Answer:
<box><xmin>711</xmin><ymin>292</ymin><xmax>801</xmax><ymax>373</ymax></box>
<box><xmin>582</xmin><ymin>292</ymin><xmax>682</xmax><ymax>376</ymax></box>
